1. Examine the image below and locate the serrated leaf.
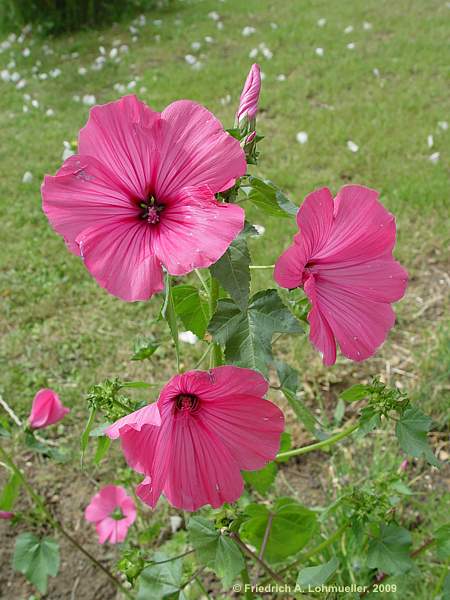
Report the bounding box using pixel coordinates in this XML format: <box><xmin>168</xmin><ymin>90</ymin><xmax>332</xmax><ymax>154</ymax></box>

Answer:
<box><xmin>137</xmin><ymin>551</ymin><xmax>183</xmax><ymax>600</ymax></box>
<box><xmin>240</xmin><ymin>498</ymin><xmax>318</xmax><ymax>563</ymax></box>
<box><xmin>172</xmin><ymin>284</ymin><xmax>209</xmax><ymax>338</ymax></box>
<box><xmin>297</xmin><ymin>557</ymin><xmax>339</xmax><ymax>587</ymax></box>
<box><xmin>340</xmin><ymin>384</ymin><xmax>370</xmax><ymax>402</ymax></box>
<box><xmin>395</xmin><ymin>406</ymin><xmax>439</xmax><ymax>467</ymax></box>
<box><xmin>356</xmin><ymin>407</ymin><xmax>381</xmax><ymax>438</ymax></box>
<box><xmin>210</xmin><ymin>236</ymin><xmax>251</xmax><ymax>311</ymax></box>
<box><xmin>435</xmin><ymin>524</ymin><xmax>450</xmax><ymax>560</ymax></box>
<box><xmin>209</xmin><ymin>290</ymin><xmax>302</xmax><ymax>376</ymax></box>
<box><xmin>188</xmin><ymin>517</ymin><xmax>244</xmax><ymax>588</ymax></box>
<box><xmin>242</xmin><ymin>177</ymin><xmax>298</xmax><ymax>217</ymax></box>
<box><xmin>243</xmin><ymin>462</ymin><xmax>277</xmax><ymax>494</ymax></box>
<box><xmin>367</xmin><ymin>524</ymin><xmax>413</xmax><ymax>575</ymax></box>
<box><xmin>0</xmin><ymin>471</ymin><xmax>21</xmax><ymax>511</ymax></box>
<box><xmin>13</xmin><ymin>533</ymin><xmax>60</xmax><ymax>594</ymax></box>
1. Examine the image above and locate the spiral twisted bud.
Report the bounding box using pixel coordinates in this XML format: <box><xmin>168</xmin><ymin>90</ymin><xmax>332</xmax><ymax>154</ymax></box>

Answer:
<box><xmin>236</xmin><ymin>63</ymin><xmax>261</xmax><ymax>125</ymax></box>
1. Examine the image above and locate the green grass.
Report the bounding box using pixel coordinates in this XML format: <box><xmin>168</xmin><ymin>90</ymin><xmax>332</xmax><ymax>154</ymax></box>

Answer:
<box><xmin>0</xmin><ymin>0</ymin><xmax>449</xmax><ymax>597</ymax></box>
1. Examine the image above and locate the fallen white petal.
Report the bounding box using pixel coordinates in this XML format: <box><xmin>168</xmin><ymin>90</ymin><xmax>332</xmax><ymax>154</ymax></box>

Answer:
<box><xmin>22</xmin><ymin>171</ymin><xmax>33</xmax><ymax>183</ymax></box>
<box><xmin>315</xmin><ymin>47</ymin><xmax>324</xmax><ymax>56</ymax></box>
<box><xmin>296</xmin><ymin>131</ymin><xmax>308</xmax><ymax>144</ymax></box>
<box><xmin>427</xmin><ymin>134</ymin><xmax>434</xmax><ymax>148</ymax></box>
<box><xmin>317</xmin><ymin>18</ymin><xmax>326</xmax><ymax>27</ymax></box>
<box><xmin>179</xmin><ymin>331</ymin><xmax>198</xmax><ymax>345</ymax></box>
<box><xmin>347</xmin><ymin>140</ymin><xmax>359</xmax><ymax>152</ymax></box>
<box><xmin>429</xmin><ymin>152</ymin><xmax>440</xmax><ymax>164</ymax></box>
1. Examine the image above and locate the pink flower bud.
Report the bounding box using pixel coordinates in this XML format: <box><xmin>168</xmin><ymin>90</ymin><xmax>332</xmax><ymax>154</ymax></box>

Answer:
<box><xmin>237</xmin><ymin>63</ymin><xmax>261</xmax><ymax>123</ymax></box>
<box><xmin>0</xmin><ymin>511</ymin><xmax>14</xmax><ymax>520</ymax></box>
<box><xmin>245</xmin><ymin>131</ymin><xmax>256</xmax><ymax>144</ymax></box>
<box><xmin>400</xmin><ymin>459</ymin><xmax>409</xmax><ymax>471</ymax></box>
<box><xmin>28</xmin><ymin>388</ymin><xmax>70</xmax><ymax>429</ymax></box>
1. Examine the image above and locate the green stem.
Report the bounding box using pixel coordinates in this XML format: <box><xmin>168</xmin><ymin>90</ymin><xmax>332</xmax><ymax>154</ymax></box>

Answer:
<box><xmin>249</xmin><ymin>265</ymin><xmax>275</xmax><ymax>270</ymax></box>
<box><xmin>241</xmin><ymin>563</ymin><xmax>255</xmax><ymax>599</ymax></box>
<box><xmin>194</xmin><ymin>269</ymin><xmax>210</xmax><ymax>297</ymax></box>
<box><xmin>0</xmin><ymin>445</ymin><xmax>133</xmax><ymax>599</ymax></box>
<box><xmin>194</xmin><ymin>345</ymin><xmax>212</xmax><ymax>370</ymax></box>
<box><xmin>276</xmin><ymin>423</ymin><xmax>359</xmax><ymax>461</ymax></box>
<box><xmin>209</xmin><ymin>276</ymin><xmax>222</xmax><ymax>368</ymax></box>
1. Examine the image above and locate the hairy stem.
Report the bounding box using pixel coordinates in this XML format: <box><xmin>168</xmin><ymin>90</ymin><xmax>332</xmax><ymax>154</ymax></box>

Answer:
<box><xmin>259</xmin><ymin>512</ymin><xmax>274</xmax><ymax>561</ymax></box>
<box><xmin>0</xmin><ymin>445</ymin><xmax>133</xmax><ymax>599</ymax></box>
<box><xmin>229</xmin><ymin>532</ymin><xmax>284</xmax><ymax>584</ymax></box>
<box><xmin>276</xmin><ymin>423</ymin><xmax>359</xmax><ymax>460</ymax></box>
<box><xmin>249</xmin><ymin>265</ymin><xmax>275</xmax><ymax>270</ymax></box>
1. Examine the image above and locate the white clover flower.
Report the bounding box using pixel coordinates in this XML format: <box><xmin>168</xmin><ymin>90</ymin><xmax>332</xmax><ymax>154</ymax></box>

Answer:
<box><xmin>242</xmin><ymin>26</ymin><xmax>256</xmax><ymax>37</ymax></box>
<box><xmin>315</xmin><ymin>47</ymin><xmax>324</xmax><ymax>56</ymax></box>
<box><xmin>82</xmin><ymin>94</ymin><xmax>96</xmax><ymax>106</ymax></box>
<box><xmin>22</xmin><ymin>171</ymin><xmax>33</xmax><ymax>183</ymax></box>
<box><xmin>296</xmin><ymin>131</ymin><xmax>308</xmax><ymax>144</ymax></box>
<box><xmin>429</xmin><ymin>152</ymin><xmax>440</xmax><ymax>164</ymax></box>
<box><xmin>347</xmin><ymin>140</ymin><xmax>359</xmax><ymax>153</ymax></box>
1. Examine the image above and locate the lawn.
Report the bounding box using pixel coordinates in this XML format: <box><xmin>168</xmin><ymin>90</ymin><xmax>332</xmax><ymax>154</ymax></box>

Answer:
<box><xmin>0</xmin><ymin>0</ymin><xmax>449</xmax><ymax>598</ymax></box>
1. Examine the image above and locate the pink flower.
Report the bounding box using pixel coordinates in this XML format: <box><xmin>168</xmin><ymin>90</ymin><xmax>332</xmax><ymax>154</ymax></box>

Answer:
<box><xmin>42</xmin><ymin>95</ymin><xmax>246</xmax><ymax>302</ymax></box>
<box><xmin>237</xmin><ymin>64</ymin><xmax>261</xmax><ymax>123</ymax></box>
<box><xmin>28</xmin><ymin>388</ymin><xmax>70</xmax><ymax>429</ymax></box>
<box><xmin>106</xmin><ymin>366</ymin><xmax>284</xmax><ymax>511</ymax></box>
<box><xmin>274</xmin><ymin>185</ymin><xmax>408</xmax><ymax>365</ymax></box>
<box><xmin>0</xmin><ymin>511</ymin><xmax>14</xmax><ymax>520</ymax></box>
<box><xmin>400</xmin><ymin>459</ymin><xmax>409</xmax><ymax>471</ymax></box>
<box><xmin>85</xmin><ymin>485</ymin><xmax>136</xmax><ymax>544</ymax></box>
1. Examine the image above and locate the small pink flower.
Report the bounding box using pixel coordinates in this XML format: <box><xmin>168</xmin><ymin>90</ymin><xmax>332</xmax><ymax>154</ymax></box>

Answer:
<box><xmin>237</xmin><ymin>64</ymin><xmax>261</xmax><ymax>123</ymax></box>
<box><xmin>400</xmin><ymin>459</ymin><xmax>409</xmax><ymax>471</ymax></box>
<box><xmin>42</xmin><ymin>95</ymin><xmax>246</xmax><ymax>302</ymax></box>
<box><xmin>29</xmin><ymin>388</ymin><xmax>70</xmax><ymax>429</ymax></box>
<box><xmin>0</xmin><ymin>511</ymin><xmax>14</xmax><ymax>520</ymax></box>
<box><xmin>85</xmin><ymin>485</ymin><xmax>136</xmax><ymax>544</ymax></box>
<box><xmin>106</xmin><ymin>366</ymin><xmax>284</xmax><ymax>512</ymax></box>
<box><xmin>274</xmin><ymin>185</ymin><xmax>408</xmax><ymax>365</ymax></box>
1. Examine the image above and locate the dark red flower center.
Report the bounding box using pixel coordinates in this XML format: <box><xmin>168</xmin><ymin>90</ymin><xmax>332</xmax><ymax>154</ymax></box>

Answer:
<box><xmin>175</xmin><ymin>394</ymin><xmax>200</xmax><ymax>413</ymax></box>
<box><xmin>140</xmin><ymin>195</ymin><xmax>164</xmax><ymax>225</ymax></box>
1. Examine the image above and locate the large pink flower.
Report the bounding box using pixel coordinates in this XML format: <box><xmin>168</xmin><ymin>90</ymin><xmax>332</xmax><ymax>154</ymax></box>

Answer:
<box><xmin>106</xmin><ymin>366</ymin><xmax>284</xmax><ymax>511</ymax></box>
<box><xmin>28</xmin><ymin>388</ymin><xmax>70</xmax><ymax>429</ymax></box>
<box><xmin>42</xmin><ymin>95</ymin><xmax>246</xmax><ymax>301</ymax></box>
<box><xmin>85</xmin><ymin>485</ymin><xmax>136</xmax><ymax>544</ymax></box>
<box><xmin>274</xmin><ymin>185</ymin><xmax>408</xmax><ymax>365</ymax></box>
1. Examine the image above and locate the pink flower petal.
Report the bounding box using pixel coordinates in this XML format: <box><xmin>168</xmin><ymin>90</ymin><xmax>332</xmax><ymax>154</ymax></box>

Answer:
<box><xmin>197</xmin><ymin>365</ymin><xmax>269</xmax><ymax>400</ymax></box>
<box><xmin>85</xmin><ymin>485</ymin><xmax>128</xmax><ymax>522</ymax></box>
<box><xmin>162</xmin><ymin>418</ymin><xmax>244</xmax><ymax>511</ymax></box>
<box><xmin>78</xmin><ymin>95</ymin><xmax>159</xmax><ymax>199</ymax></box>
<box><xmin>106</xmin><ymin>403</ymin><xmax>161</xmax><ymax>439</ymax></box>
<box><xmin>28</xmin><ymin>388</ymin><xmax>70</xmax><ymax>429</ymax></box>
<box><xmin>296</xmin><ymin>187</ymin><xmax>334</xmax><ymax>257</ymax></box>
<box><xmin>75</xmin><ymin>220</ymin><xmax>164</xmax><ymax>301</ymax></box>
<box><xmin>274</xmin><ymin>244</ymin><xmax>305</xmax><ymax>289</ymax></box>
<box><xmin>42</xmin><ymin>154</ymin><xmax>137</xmax><ymax>257</ymax></box>
<box><xmin>201</xmin><ymin>396</ymin><xmax>284</xmax><ymax>470</ymax></box>
<box><xmin>315</xmin><ymin>185</ymin><xmax>396</xmax><ymax>264</ymax></box>
<box><xmin>156</xmin><ymin>100</ymin><xmax>246</xmax><ymax>198</ymax></box>
<box><xmin>153</xmin><ymin>186</ymin><xmax>244</xmax><ymax>275</ymax></box>
<box><xmin>304</xmin><ymin>276</ymin><xmax>336</xmax><ymax>366</ymax></box>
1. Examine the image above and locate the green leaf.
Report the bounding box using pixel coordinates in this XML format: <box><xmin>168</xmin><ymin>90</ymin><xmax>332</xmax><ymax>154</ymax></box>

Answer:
<box><xmin>94</xmin><ymin>436</ymin><xmax>111</xmax><ymax>465</ymax></box>
<box><xmin>137</xmin><ymin>552</ymin><xmax>183</xmax><ymax>600</ymax></box>
<box><xmin>172</xmin><ymin>284</ymin><xmax>209</xmax><ymax>338</ymax></box>
<box><xmin>356</xmin><ymin>406</ymin><xmax>381</xmax><ymax>438</ymax></box>
<box><xmin>24</xmin><ymin>432</ymin><xmax>70</xmax><ymax>464</ymax></box>
<box><xmin>210</xmin><ymin>236</ymin><xmax>251</xmax><ymax>311</ymax></box>
<box><xmin>281</xmin><ymin>388</ymin><xmax>317</xmax><ymax>435</ymax></box>
<box><xmin>443</xmin><ymin>573</ymin><xmax>450</xmax><ymax>600</ymax></box>
<box><xmin>161</xmin><ymin>274</ymin><xmax>180</xmax><ymax>370</ymax></box>
<box><xmin>209</xmin><ymin>290</ymin><xmax>302</xmax><ymax>376</ymax></box>
<box><xmin>121</xmin><ymin>381</ymin><xmax>153</xmax><ymax>389</ymax></box>
<box><xmin>367</xmin><ymin>524</ymin><xmax>413</xmax><ymax>575</ymax></box>
<box><xmin>131</xmin><ymin>339</ymin><xmax>159</xmax><ymax>361</ymax></box>
<box><xmin>297</xmin><ymin>557</ymin><xmax>339</xmax><ymax>587</ymax></box>
<box><xmin>80</xmin><ymin>406</ymin><xmax>96</xmax><ymax>467</ymax></box>
<box><xmin>240</xmin><ymin>498</ymin><xmax>318</xmax><ymax>563</ymax></box>
<box><xmin>340</xmin><ymin>384</ymin><xmax>370</xmax><ymax>402</ymax></box>
<box><xmin>243</xmin><ymin>462</ymin><xmax>277</xmax><ymax>494</ymax></box>
<box><xmin>13</xmin><ymin>533</ymin><xmax>60</xmax><ymax>594</ymax></box>
<box><xmin>242</xmin><ymin>177</ymin><xmax>298</xmax><ymax>217</ymax></box>
<box><xmin>188</xmin><ymin>517</ymin><xmax>244</xmax><ymax>588</ymax></box>
<box><xmin>0</xmin><ymin>471</ymin><xmax>21</xmax><ymax>511</ymax></box>
<box><xmin>334</xmin><ymin>398</ymin><xmax>345</xmax><ymax>425</ymax></box>
<box><xmin>395</xmin><ymin>406</ymin><xmax>439</xmax><ymax>467</ymax></box>
<box><xmin>275</xmin><ymin>360</ymin><xmax>299</xmax><ymax>393</ymax></box>
<box><xmin>435</xmin><ymin>524</ymin><xmax>450</xmax><ymax>560</ymax></box>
